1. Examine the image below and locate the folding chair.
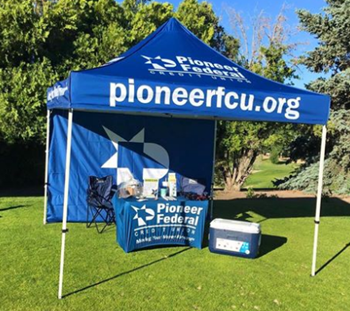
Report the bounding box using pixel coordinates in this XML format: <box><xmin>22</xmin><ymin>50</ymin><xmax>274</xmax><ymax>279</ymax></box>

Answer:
<box><xmin>86</xmin><ymin>175</ymin><xmax>116</xmax><ymax>233</ymax></box>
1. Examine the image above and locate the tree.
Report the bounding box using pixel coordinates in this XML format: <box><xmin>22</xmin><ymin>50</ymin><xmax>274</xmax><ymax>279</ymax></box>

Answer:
<box><xmin>0</xmin><ymin>0</ymin><xmax>238</xmax><ymax>145</ymax></box>
<box><xmin>0</xmin><ymin>0</ymin><xmax>238</xmax><ymax>186</ymax></box>
<box><xmin>0</xmin><ymin>59</ymin><xmax>58</xmax><ymax>143</ymax></box>
<box><xmin>176</xmin><ymin>0</ymin><xmax>239</xmax><ymax>59</ymax></box>
<box><xmin>0</xmin><ymin>0</ymin><xmax>55</xmax><ymax>143</ymax></box>
<box><xmin>216</xmin><ymin>7</ymin><xmax>299</xmax><ymax>191</ymax></box>
<box><xmin>278</xmin><ymin>0</ymin><xmax>350</xmax><ymax>194</ymax></box>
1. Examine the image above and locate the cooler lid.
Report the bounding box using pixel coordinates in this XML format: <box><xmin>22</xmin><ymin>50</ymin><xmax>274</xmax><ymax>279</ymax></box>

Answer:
<box><xmin>210</xmin><ymin>218</ymin><xmax>260</xmax><ymax>234</ymax></box>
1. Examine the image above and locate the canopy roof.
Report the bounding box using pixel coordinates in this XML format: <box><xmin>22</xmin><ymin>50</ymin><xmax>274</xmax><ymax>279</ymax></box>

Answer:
<box><xmin>47</xmin><ymin>18</ymin><xmax>330</xmax><ymax>125</ymax></box>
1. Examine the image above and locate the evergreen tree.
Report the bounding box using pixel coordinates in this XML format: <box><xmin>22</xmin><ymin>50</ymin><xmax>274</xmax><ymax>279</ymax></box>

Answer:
<box><xmin>279</xmin><ymin>0</ymin><xmax>350</xmax><ymax>194</ymax></box>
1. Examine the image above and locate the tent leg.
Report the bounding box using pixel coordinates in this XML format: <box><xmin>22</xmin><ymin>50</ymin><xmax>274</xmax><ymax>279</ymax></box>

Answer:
<box><xmin>311</xmin><ymin>125</ymin><xmax>327</xmax><ymax>277</ymax></box>
<box><xmin>58</xmin><ymin>109</ymin><xmax>74</xmax><ymax>299</ymax></box>
<box><xmin>210</xmin><ymin>120</ymin><xmax>217</xmax><ymax>220</ymax></box>
<box><xmin>43</xmin><ymin>110</ymin><xmax>51</xmax><ymax>225</ymax></box>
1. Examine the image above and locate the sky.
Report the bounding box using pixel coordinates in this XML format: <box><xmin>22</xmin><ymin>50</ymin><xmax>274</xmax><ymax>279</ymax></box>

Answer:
<box><xmin>157</xmin><ymin>0</ymin><xmax>329</xmax><ymax>89</ymax></box>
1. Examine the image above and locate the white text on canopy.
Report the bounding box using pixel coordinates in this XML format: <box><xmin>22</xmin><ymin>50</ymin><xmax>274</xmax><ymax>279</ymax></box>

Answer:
<box><xmin>110</xmin><ymin>78</ymin><xmax>301</xmax><ymax>121</ymax></box>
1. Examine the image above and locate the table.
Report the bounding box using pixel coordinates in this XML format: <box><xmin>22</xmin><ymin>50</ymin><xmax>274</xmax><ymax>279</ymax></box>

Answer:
<box><xmin>113</xmin><ymin>197</ymin><xmax>208</xmax><ymax>253</ymax></box>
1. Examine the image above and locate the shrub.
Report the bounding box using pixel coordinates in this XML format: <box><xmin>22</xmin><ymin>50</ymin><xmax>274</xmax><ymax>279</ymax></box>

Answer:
<box><xmin>246</xmin><ymin>187</ymin><xmax>255</xmax><ymax>198</ymax></box>
<box><xmin>270</xmin><ymin>147</ymin><xmax>280</xmax><ymax>164</ymax></box>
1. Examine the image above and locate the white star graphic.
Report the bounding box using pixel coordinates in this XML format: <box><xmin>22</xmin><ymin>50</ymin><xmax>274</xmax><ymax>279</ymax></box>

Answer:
<box><xmin>141</xmin><ymin>55</ymin><xmax>176</xmax><ymax>70</ymax></box>
<box><xmin>132</xmin><ymin>204</ymin><xmax>155</xmax><ymax>227</ymax></box>
<box><xmin>102</xmin><ymin>128</ymin><xmax>144</xmax><ymax>168</ymax></box>
<box><xmin>142</xmin><ymin>55</ymin><xmax>166</xmax><ymax>70</ymax></box>
<box><xmin>101</xmin><ymin>126</ymin><xmax>127</xmax><ymax>168</ymax></box>
<box><xmin>101</xmin><ymin>127</ymin><xmax>169</xmax><ymax>181</ymax></box>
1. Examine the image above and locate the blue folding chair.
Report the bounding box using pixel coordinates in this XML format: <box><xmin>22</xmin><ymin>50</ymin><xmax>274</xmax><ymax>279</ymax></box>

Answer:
<box><xmin>86</xmin><ymin>175</ymin><xmax>116</xmax><ymax>233</ymax></box>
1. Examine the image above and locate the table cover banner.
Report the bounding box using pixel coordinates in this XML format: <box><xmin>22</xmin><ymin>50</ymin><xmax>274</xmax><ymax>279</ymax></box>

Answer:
<box><xmin>47</xmin><ymin>18</ymin><xmax>330</xmax><ymax>125</ymax></box>
<box><xmin>114</xmin><ymin>197</ymin><xmax>209</xmax><ymax>252</ymax></box>
<box><xmin>46</xmin><ymin>110</ymin><xmax>214</xmax><ymax>222</ymax></box>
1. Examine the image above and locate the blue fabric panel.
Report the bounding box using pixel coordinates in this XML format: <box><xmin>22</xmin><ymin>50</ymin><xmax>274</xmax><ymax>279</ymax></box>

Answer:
<box><xmin>47</xmin><ymin>18</ymin><xmax>330</xmax><ymax>125</ymax></box>
<box><xmin>47</xmin><ymin>78</ymin><xmax>70</xmax><ymax>109</ymax></box>
<box><xmin>47</xmin><ymin>110</ymin><xmax>68</xmax><ymax>222</ymax></box>
<box><xmin>47</xmin><ymin>110</ymin><xmax>214</xmax><ymax>223</ymax></box>
<box><xmin>114</xmin><ymin>197</ymin><xmax>209</xmax><ymax>252</ymax></box>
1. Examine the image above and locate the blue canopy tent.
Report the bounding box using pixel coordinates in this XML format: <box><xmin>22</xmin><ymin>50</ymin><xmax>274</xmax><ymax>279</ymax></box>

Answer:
<box><xmin>45</xmin><ymin>18</ymin><xmax>330</xmax><ymax>299</ymax></box>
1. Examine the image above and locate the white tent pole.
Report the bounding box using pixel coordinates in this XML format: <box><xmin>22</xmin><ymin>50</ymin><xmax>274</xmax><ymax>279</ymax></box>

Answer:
<box><xmin>311</xmin><ymin>125</ymin><xmax>327</xmax><ymax>277</ymax></box>
<box><xmin>210</xmin><ymin>120</ymin><xmax>218</xmax><ymax>220</ymax></box>
<box><xmin>58</xmin><ymin>109</ymin><xmax>74</xmax><ymax>299</ymax></box>
<box><xmin>43</xmin><ymin>109</ymin><xmax>51</xmax><ymax>225</ymax></box>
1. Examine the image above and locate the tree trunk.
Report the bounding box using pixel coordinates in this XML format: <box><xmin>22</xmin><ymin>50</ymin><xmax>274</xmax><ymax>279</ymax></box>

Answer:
<box><xmin>222</xmin><ymin>149</ymin><xmax>257</xmax><ymax>192</ymax></box>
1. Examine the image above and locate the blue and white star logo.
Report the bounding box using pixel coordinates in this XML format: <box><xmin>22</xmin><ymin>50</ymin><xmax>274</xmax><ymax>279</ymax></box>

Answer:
<box><xmin>142</xmin><ymin>55</ymin><xmax>176</xmax><ymax>70</ymax></box>
<box><xmin>132</xmin><ymin>205</ymin><xmax>155</xmax><ymax>226</ymax></box>
<box><xmin>101</xmin><ymin>127</ymin><xmax>169</xmax><ymax>182</ymax></box>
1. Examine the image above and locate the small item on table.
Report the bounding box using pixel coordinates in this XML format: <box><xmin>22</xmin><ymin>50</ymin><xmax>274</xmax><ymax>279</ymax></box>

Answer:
<box><xmin>179</xmin><ymin>177</ymin><xmax>208</xmax><ymax>200</ymax></box>
<box><xmin>160</xmin><ymin>187</ymin><xmax>168</xmax><ymax>198</ymax></box>
<box><xmin>162</xmin><ymin>181</ymin><xmax>168</xmax><ymax>188</ymax></box>
<box><xmin>181</xmin><ymin>177</ymin><xmax>205</xmax><ymax>195</ymax></box>
<box><xmin>180</xmin><ymin>191</ymin><xmax>209</xmax><ymax>201</ymax></box>
<box><xmin>168</xmin><ymin>173</ymin><xmax>177</xmax><ymax>198</ymax></box>
<box><xmin>118</xmin><ymin>179</ymin><xmax>142</xmax><ymax>199</ymax></box>
<box><xmin>143</xmin><ymin>178</ymin><xmax>159</xmax><ymax>199</ymax></box>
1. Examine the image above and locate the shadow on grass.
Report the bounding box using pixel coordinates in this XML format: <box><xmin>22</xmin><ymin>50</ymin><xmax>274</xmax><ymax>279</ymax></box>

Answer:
<box><xmin>213</xmin><ymin>197</ymin><xmax>350</xmax><ymax>221</ymax></box>
<box><xmin>63</xmin><ymin>247</ymin><xmax>190</xmax><ymax>298</ymax></box>
<box><xmin>202</xmin><ymin>222</ymin><xmax>210</xmax><ymax>248</ymax></box>
<box><xmin>212</xmin><ymin>196</ymin><xmax>350</xmax><ymax>262</ymax></box>
<box><xmin>85</xmin><ymin>223</ymin><xmax>116</xmax><ymax>234</ymax></box>
<box><xmin>0</xmin><ymin>186</ymin><xmax>42</xmax><ymax>197</ymax></box>
<box><xmin>241</xmin><ymin>188</ymin><xmax>282</xmax><ymax>191</ymax></box>
<box><xmin>258</xmin><ymin>234</ymin><xmax>287</xmax><ymax>257</ymax></box>
<box><xmin>316</xmin><ymin>242</ymin><xmax>350</xmax><ymax>275</ymax></box>
<box><xmin>0</xmin><ymin>205</ymin><xmax>27</xmax><ymax>212</ymax></box>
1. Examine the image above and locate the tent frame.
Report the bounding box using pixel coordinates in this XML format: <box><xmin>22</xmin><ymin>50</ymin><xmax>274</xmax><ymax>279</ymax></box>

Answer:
<box><xmin>311</xmin><ymin>125</ymin><xmax>327</xmax><ymax>276</ymax></box>
<box><xmin>58</xmin><ymin>109</ymin><xmax>74</xmax><ymax>299</ymax></box>
<box><xmin>210</xmin><ymin>120</ymin><xmax>217</xmax><ymax>219</ymax></box>
<box><xmin>51</xmin><ymin>109</ymin><xmax>328</xmax><ymax>299</ymax></box>
<box><xmin>43</xmin><ymin>109</ymin><xmax>51</xmax><ymax>224</ymax></box>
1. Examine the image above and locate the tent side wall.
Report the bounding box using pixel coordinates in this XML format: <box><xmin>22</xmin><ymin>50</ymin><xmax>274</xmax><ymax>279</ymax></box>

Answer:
<box><xmin>46</xmin><ymin>110</ymin><xmax>69</xmax><ymax>222</ymax></box>
<box><xmin>46</xmin><ymin>110</ymin><xmax>216</xmax><ymax>223</ymax></box>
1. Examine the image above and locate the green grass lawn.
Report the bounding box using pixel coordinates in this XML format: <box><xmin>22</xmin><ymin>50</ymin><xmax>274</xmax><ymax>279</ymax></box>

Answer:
<box><xmin>1</xmin><ymin>194</ymin><xmax>350</xmax><ymax>310</ymax></box>
<box><xmin>244</xmin><ymin>158</ymin><xmax>299</xmax><ymax>189</ymax></box>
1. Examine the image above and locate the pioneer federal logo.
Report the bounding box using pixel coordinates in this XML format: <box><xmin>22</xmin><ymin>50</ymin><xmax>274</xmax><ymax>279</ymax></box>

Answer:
<box><xmin>132</xmin><ymin>204</ymin><xmax>155</xmax><ymax>226</ymax></box>
<box><xmin>142</xmin><ymin>54</ymin><xmax>250</xmax><ymax>83</ymax></box>
<box><xmin>142</xmin><ymin>55</ymin><xmax>176</xmax><ymax>70</ymax></box>
<box><xmin>132</xmin><ymin>203</ymin><xmax>204</xmax><ymax>244</ymax></box>
<box><xmin>133</xmin><ymin>202</ymin><xmax>203</xmax><ymax>230</ymax></box>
